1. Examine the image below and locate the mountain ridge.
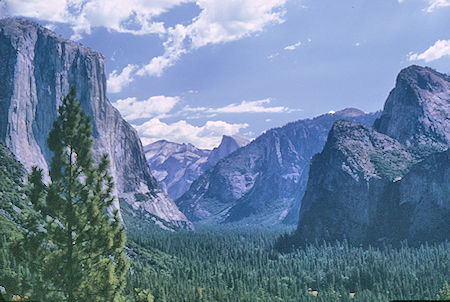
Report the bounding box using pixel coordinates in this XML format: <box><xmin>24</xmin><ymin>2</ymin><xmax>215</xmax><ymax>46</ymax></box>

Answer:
<box><xmin>145</xmin><ymin>135</ymin><xmax>249</xmax><ymax>200</ymax></box>
<box><xmin>294</xmin><ymin>65</ymin><xmax>449</xmax><ymax>245</ymax></box>
<box><xmin>176</xmin><ymin>108</ymin><xmax>380</xmax><ymax>225</ymax></box>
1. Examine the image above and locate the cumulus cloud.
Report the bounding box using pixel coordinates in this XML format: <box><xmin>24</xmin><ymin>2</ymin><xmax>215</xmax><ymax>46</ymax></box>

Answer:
<box><xmin>134</xmin><ymin>118</ymin><xmax>248</xmax><ymax>149</ymax></box>
<box><xmin>189</xmin><ymin>0</ymin><xmax>286</xmax><ymax>49</ymax></box>
<box><xmin>284</xmin><ymin>41</ymin><xmax>301</xmax><ymax>51</ymax></box>
<box><xmin>107</xmin><ymin>64</ymin><xmax>138</xmax><ymax>93</ymax></box>
<box><xmin>409</xmin><ymin>40</ymin><xmax>450</xmax><ymax>62</ymax></box>
<box><xmin>1</xmin><ymin>0</ymin><xmax>184</xmax><ymax>39</ymax></box>
<box><xmin>113</xmin><ymin>95</ymin><xmax>180</xmax><ymax>120</ymax></box>
<box><xmin>425</xmin><ymin>0</ymin><xmax>450</xmax><ymax>12</ymax></box>
<box><xmin>3</xmin><ymin>0</ymin><xmax>288</xmax><ymax>79</ymax></box>
<box><xmin>137</xmin><ymin>0</ymin><xmax>287</xmax><ymax>76</ymax></box>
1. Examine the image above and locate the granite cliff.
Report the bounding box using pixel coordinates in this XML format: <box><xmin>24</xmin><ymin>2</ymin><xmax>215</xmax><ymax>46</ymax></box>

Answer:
<box><xmin>295</xmin><ymin>66</ymin><xmax>449</xmax><ymax>245</ymax></box>
<box><xmin>176</xmin><ymin>109</ymin><xmax>379</xmax><ymax>225</ymax></box>
<box><xmin>0</xmin><ymin>18</ymin><xmax>192</xmax><ymax>230</ymax></box>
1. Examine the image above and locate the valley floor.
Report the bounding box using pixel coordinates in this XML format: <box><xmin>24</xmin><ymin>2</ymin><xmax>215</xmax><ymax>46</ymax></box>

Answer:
<box><xmin>124</xmin><ymin>222</ymin><xmax>450</xmax><ymax>302</ymax></box>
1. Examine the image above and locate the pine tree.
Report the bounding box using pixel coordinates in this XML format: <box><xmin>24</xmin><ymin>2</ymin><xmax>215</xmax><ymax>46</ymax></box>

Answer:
<box><xmin>13</xmin><ymin>87</ymin><xmax>128</xmax><ymax>301</ymax></box>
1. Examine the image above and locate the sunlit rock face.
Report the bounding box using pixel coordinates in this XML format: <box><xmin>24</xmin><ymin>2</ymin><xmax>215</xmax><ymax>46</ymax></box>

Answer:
<box><xmin>295</xmin><ymin>66</ymin><xmax>449</xmax><ymax>245</ymax></box>
<box><xmin>176</xmin><ymin>108</ymin><xmax>379</xmax><ymax>225</ymax></box>
<box><xmin>0</xmin><ymin>18</ymin><xmax>192</xmax><ymax>230</ymax></box>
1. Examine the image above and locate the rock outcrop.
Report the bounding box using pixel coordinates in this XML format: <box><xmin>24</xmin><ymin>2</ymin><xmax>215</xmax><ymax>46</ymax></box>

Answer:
<box><xmin>0</xmin><ymin>18</ymin><xmax>192</xmax><ymax>230</ymax></box>
<box><xmin>295</xmin><ymin>65</ymin><xmax>449</xmax><ymax>245</ymax></box>
<box><xmin>176</xmin><ymin>109</ymin><xmax>379</xmax><ymax>225</ymax></box>
<box><xmin>145</xmin><ymin>135</ymin><xmax>248</xmax><ymax>200</ymax></box>
<box><xmin>207</xmin><ymin>135</ymin><xmax>249</xmax><ymax>167</ymax></box>
<box><xmin>374</xmin><ymin>65</ymin><xmax>450</xmax><ymax>149</ymax></box>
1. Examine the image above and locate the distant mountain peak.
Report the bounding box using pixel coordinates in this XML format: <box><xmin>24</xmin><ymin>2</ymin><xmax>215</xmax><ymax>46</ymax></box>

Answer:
<box><xmin>145</xmin><ymin>136</ymin><xmax>248</xmax><ymax>200</ymax></box>
<box><xmin>206</xmin><ymin>135</ymin><xmax>250</xmax><ymax>167</ymax></box>
<box><xmin>176</xmin><ymin>109</ymin><xmax>379</xmax><ymax>225</ymax></box>
<box><xmin>334</xmin><ymin>108</ymin><xmax>366</xmax><ymax>117</ymax></box>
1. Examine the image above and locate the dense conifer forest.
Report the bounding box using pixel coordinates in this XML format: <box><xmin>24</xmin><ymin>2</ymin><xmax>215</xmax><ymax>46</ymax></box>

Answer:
<box><xmin>122</xmin><ymin>206</ymin><xmax>450</xmax><ymax>302</ymax></box>
<box><xmin>1</xmin><ymin>143</ymin><xmax>449</xmax><ymax>301</ymax></box>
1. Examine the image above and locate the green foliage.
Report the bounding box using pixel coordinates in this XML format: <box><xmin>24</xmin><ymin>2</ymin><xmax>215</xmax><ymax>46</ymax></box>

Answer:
<box><xmin>11</xmin><ymin>87</ymin><xmax>128</xmax><ymax>301</ymax></box>
<box><xmin>438</xmin><ymin>281</ymin><xmax>450</xmax><ymax>300</ymax></box>
<box><xmin>123</xmin><ymin>224</ymin><xmax>450</xmax><ymax>302</ymax></box>
<box><xmin>0</xmin><ymin>142</ymin><xmax>32</xmax><ymax>300</ymax></box>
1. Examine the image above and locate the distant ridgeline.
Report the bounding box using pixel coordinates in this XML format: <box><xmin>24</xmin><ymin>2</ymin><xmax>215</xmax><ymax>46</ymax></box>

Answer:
<box><xmin>284</xmin><ymin>65</ymin><xmax>449</xmax><ymax>247</ymax></box>
<box><xmin>144</xmin><ymin>135</ymin><xmax>249</xmax><ymax>201</ymax></box>
<box><xmin>176</xmin><ymin>108</ymin><xmax>379</xmax><ymax>225</ymax></box>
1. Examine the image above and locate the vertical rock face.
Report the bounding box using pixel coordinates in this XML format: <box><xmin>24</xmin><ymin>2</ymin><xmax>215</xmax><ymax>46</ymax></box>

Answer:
<box><xmin>207</xmin><ymin>135</ymin><xmax>249</xmax><ymax>167</ymax></box>
<box><xmin>145</xmin><ymin>135</ymin><xmax>249</xmax><ymax>201</ymax></box>
<box><xmin>176</xmin><ymin>109</ymin><xmax>379</xmax><ymax>225</ymax></box>
<box><xmin>295</xmin><ymin>65</ymin><xmax>449</xmax><ymax>245</ymax></box>
<box><xmin>0</xmin><ymin>18</ymin><xmax>192</xmax><ymax>230</ymax></box>
<box><xmin>296</xmin><ymin>121</ymin><xmax>416</xmax><ymax>243</ymax></box>
<box><xmin>374</xmin><ymin>65</ymin><xmax>450</xmax><ymax>148</ymax></box>
<box><xmin>394</xmin><ymin>150</ymin><xmax>449</xmax><ymax>242</ymax></box>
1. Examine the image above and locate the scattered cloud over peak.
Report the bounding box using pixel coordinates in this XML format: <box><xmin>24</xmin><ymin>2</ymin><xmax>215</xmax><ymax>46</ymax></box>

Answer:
<box><xmin>112</xmin><ymin>95</ymin><xmax>180</xmax><ymax>120</ymax></box>
<box><xmin>284</xmin><ymin>41</ymin><xmax>301</xmax><ymax>51</ymax></box>
<box><xmin>135</xmin><ymin>118</ymin><xmax>248</xmax><ymax>149</ymax></box>
<box><xmin>409</xmin><ymin>40</ymin><xmax>450</xmax><ymax>62</ymax></box>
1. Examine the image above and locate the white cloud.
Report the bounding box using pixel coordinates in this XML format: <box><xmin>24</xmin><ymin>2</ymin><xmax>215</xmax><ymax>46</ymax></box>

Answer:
<box><xmin>2</xmin><ymin>0</ymin><xmax>186</xmax><ymax>38</ymax></box>
<box><xmin>136</xmin><ymin>24</ymin><xmax>188</xmax><ymax>77</ymax></box>
<box><xmin>188</xmin><ymin>0</ymin><xmax>287</xmax><ymax>49</ymax></box>
<box><xmin>409</xmin><ymin>40</ymin><xmax>450</xmax><ymax>62</ymax></box>
<box><xmin>107</xmin><ymin>64</ymin><xmax>137</xmax><ymax>93</ymax></box>
<box><xmin>113</xmin><ymin>95</ymin><xmax>180</xmax><ymax>120</ymax></box>
<box><xmin>267</xmin><ymin>52</ymin><xmax>280</xmax><ymax>60</ymax></box>
<box><xmin>134</xmin><ymin>118</ymin><xmax>248</xmax><ymax>149</ymax></box>
<box><xmin>3</xmin><ymin>0</ymin><xmax>288</xmax><ymax>80</ymax></box>
<box><xmin>212</xmin><ymin>98</ymin><xmax>291</xmax><ymax>113</ymax></box>
<box><xmin>137</xmin><ymin>0</ymin><xmax>288</xmax><ymax>76</ymax></box>
<box><xmin>425</xmin><ymin>0</ymin><xmax>450</xmax><ymax>12</ymax></box>
<box><xmin>284</xmin><ymin>41</ymin><xmax>301</xmax><ymax>51</ymax></box>
<box><xmin>182</xmin><ymin>98</ymin><xmax>296</xmax><ymax>114</ymax></box>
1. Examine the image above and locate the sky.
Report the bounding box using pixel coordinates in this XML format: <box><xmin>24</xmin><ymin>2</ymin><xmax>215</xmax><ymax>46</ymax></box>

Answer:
<box><xmin>1</xmin><ymin>0</ymin><xmax>450</xmax><ymax>149</ymax></box>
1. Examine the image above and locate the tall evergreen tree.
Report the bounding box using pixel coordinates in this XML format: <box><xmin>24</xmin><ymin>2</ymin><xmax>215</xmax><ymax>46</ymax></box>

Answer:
<box><xmin>14</xmin><ymin>87</ymin><xmax>128</xmax><ymax>301</ymax></box>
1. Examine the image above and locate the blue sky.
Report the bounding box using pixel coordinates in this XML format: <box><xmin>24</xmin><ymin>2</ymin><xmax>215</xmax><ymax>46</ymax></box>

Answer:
<box><xmin>1</xmin><ymin>0</ymin><xmax>450</xmax><ymax>148</ymax></box>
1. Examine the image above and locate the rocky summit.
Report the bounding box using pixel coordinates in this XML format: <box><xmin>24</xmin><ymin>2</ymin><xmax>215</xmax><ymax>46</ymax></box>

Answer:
<box><xmin>145</xmin><ymin>135</ymin><xmax>248</xmax><ymax>201</ymax></box>
<box><xmin>176</xmin><ymin>108</ymin><xmax>379</xmax><ymax>225</ymax></box>
<box><xmin>295</xmin><ymin>65</ymin><xmax>449</xmax><ymax>245</ymax></box>
<box><xmin>0</xmin><ymin>18</ymin><xmax>192</xmax><ymax>230</ymax></box>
